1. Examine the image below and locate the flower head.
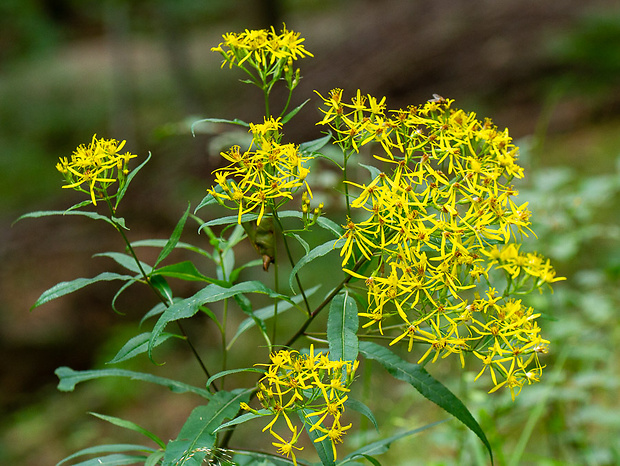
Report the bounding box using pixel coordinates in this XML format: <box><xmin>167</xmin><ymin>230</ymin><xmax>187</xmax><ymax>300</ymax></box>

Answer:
<box><xmin>56</xmin><ymin>135</ymin><xmax>137</xmax><ymax>205</ymax></box>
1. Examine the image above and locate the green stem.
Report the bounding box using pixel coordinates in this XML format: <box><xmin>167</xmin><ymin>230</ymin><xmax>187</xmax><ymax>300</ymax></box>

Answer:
<box><xmin>263</xmin><ymin>87</ymin><xmax>271</xmax><ymax>118</ymax></box>
<box><xmin>279</xmin><ymin>86</ymin><xmax>294</xmax><ymax>119</ymax></box>
<box><xmin>105</xmin><ymin>201</ymin><xmax>216</xmax><ymax>389</ymax></box>
<box><xmin>272</xmin><ymin>229</ymin><xmax>279</xmax><ymax>348</ymax></box>
<box><xmin>271</xmin><ymin>208</ymin><xmax>311</xmax><ymax>316</ymax></box>
<box><xmin>343</xmin><ymin>150</ymin><xmax>353</xmax><ymax>219</ymax></box>
<box><xmin>284</xmin><ymin>255</ymin><xmax>367</xmax><ymax>348</ymax></box>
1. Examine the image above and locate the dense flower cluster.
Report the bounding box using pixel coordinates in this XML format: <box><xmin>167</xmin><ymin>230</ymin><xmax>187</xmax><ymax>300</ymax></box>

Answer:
<box><xmin>317</xmin><ymin>91</ymin><xmax>565</xmax><ymax>399</ymax></box>
<box><xmin>244</xmin><ymin>347</ymin><xmax>358</xmax><ymax>464</ymax></box>
<box><xmin>211</xmin><ymin>25</ymin><xmax>312</xmax><ymax>89</ymax></box>
<box><xmin>208</xmin><ymin>118</ymin><xmax>313</xmax><ymax>225</ymax></box>
<box><xmin>56</xmin><ymin>135</ymin><xmax>137</xmax><ymax>205</ymax></box>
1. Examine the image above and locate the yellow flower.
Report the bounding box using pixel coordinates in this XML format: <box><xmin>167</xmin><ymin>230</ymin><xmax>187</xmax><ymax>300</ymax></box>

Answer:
<box><xmin>271</xmin><ymin>427</ymin><xmax>303</xmax><ymax>466</ymax></box>
<box><xmin>57</xmin><ymin>135</ymin><xmax>137</xmax><ymax>205</ymax></box>
<box><xmin>212</xmin><ymin>25</ymin><xmax>312</xmax><ymax>72</ymax></box>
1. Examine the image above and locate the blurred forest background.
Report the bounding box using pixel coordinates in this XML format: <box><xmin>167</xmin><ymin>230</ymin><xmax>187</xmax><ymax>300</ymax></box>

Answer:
<box><xmin>2</xmin><ymin>0</ymin><xmax>620</xmax><ymax>465</ymax></box>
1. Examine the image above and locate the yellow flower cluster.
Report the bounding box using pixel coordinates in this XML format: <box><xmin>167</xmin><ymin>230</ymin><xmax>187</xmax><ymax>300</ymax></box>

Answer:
<box><xmin>56</xmin><ymin>135</ymin><xmax>137</xmax><ymax>205</ymax></box>
<box><xmin>317</xmin><ymin>90</ymin><xmax>564</xmax><ymax>399</ymax></box>
<box><xmin>209</xmin><ymin>118</ymin><xmax>312</xmax><ymax>225</ymax></box>
<box><xmin>247</xmin><ymin>346</ymin><xmax>358</xmax><ymax>464</ymax></box>
<box><xmin>211</xmin><ymin>25</ymin><xmax>312</xmax><ymax>85</ymax></box>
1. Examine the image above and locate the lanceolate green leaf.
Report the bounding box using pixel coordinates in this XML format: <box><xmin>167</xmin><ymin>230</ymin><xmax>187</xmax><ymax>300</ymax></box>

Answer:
<box><xmin>131</xmin><ymin>239</ymin><xmax>212</xmax><ymax>259</ymax></box>
<box><xmin>327</xmin><ymin>291</ymin><xmax>359</xmax><ymax>362</ymax></box>
<box><xmin>341</xmin><ymin>420</ymin><xmax>447</xmax><ymax>464</ymax></box>
<box><xmin>107</xmin><ymin>332</ymin><xmax>180</xmax><ymax>364</ymax></box>
<box><xmin>148</xmin><ymin>281</ymin><xmax>292</xmax><ymax>359</ymax></box>
<box><xmin>31</xmin><ymin>272</ymin><xmax>134</xmax><ymax>310</ymax></box>
<box><xmin>206</xmin><ymin>367</ymin><xmax>265</xmax><ymax>389</ymax></box>
<box><xmin>67</xmin><ymin>453</ymin><xmax>148</xmax><ymax>465</ymax></box>
<box><xmin>358</xmin><ymin>341</ymin><xmax>493</xmax><ymax>464</ymax></box>
<box><xmin>94</xmin><ymin>252</ymin><xmax>152</xmax><ymax>275</ymax></box>
<box><xmin>89</xmin><ymin>413</ymin><xmax>166</xmax><ymax>449</ymax></box>
<box><xmin>154</xmin><ymin>204</ymin><xmax>190</xmax><ymax>268</ymax></box>
<box><xmin>227</xmin><ymin>285</ymin><xmax>320</xmax><ymax>349</ymax></box>
<box><xmin>55</xmin><ymin>367</ymin><xmax>211</xmax><ymax>399</ymax></box>
<box><xmin>57</xmin><ymin>444</ymin><xmax>156</xmax><ymax>466</ymax></box>
<box><xmin>232</xmin><ymin>449</ymin><xmax>310</xmax><ymax>465</ymax></box>
<box><xmin>212</xmin><ymin>409</ymin><xmax>271</xmax><ymax>433</ymax></box>
<box><xmin>163</xmin><ymin>390</ymin><xmax>249</xmax><ymax>466</ymax></box>
<box><xmin>14</xmin><ymin>210</ymin><xmax>120</xmax><ymax>229</ymax></box>
<box><xmin>190</xmin><ymin>117</ymin><xmax>250</xmax><ymax>135</ymax></box>
<box><xmin>281</xmin><ymin>98</ymin><xmax>310</xmax><ymax>124</ymax></box>
<box><xmin>288</xmin><ymin>239</ymin><xmax>344</xmax><ymax>292</ymax></box>
<box><xmin>153</xmin><ymin>261</ymin><xmax>226</xmax><ymax>285</ymax></box>
<box><xmin>232</xmin><ymin>294</ymin><xmax>271</xmax><ymax>350</ymax></box>
<box><xmin>299</xmin><ymin>134</ymin><xmax>332</xmax><ymax>155</ymax></box>
<box><xmin>298</xmin><ymin>409</ymin><xmax>335</xmax><ymax>466</ymax></box>
<box><xmin>344</xmin><ymin>398</ymin><xmax>378</xmax><ymax>432</ymax></box>
<box><xmin>115</xmin><ymin>152</ymin><xmax>152</xmax><ymax>209</ymax></box>
<box><xmin>199</xmin><ymin>211</ymin><xmax>343</xmax><ymax>238</ymax></box>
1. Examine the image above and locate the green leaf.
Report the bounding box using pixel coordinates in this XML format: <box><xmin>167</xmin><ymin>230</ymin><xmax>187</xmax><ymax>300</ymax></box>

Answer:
<box><xmin>277</xmin><ymin>211</ymin><xmax>343</xmax><ymax>237</ymax></box>
<box><xmin>115</xmin><ymin>152</ymin><xmax>152</xmax><ymax>209</ymax></box>
<box><xmin>111</xmin><ymin>277</ymin><xmax>141</xmax><ymax>314</ymax></box>
<box><xmin>153</xmin><ymin>261</ymin><xmax>226</xmax><ymax>285</ymax></box>
<box><xmin>31</xmin><ymin>272</ymin><xmax>134</xmax><ymax>310</ymax></box>
<box><xmin>154</xmin><ymin>204</ymin><xmax>190</xmax><ymax>268</ymax></box>
<box><xmin>149</xmin><ymin>274</ymin><xmax>173</xmax><ymax>304</ymax></box>
<box><xmin>341</xmin><ymin>420</ymin><xmax>447</xmax><ymax>464</ymax></box>
<box><xmin>149</xmin><ymin>281</ymin><xmax>291</xmax><ymax>359</ymax></box>
<box><xmin>66</xmin><ymin>453</ymin><xmax>148</xmax><ymax>465</ymax></box>
<box><xmin>140</xmin><ymin>301</ymin><xmax>171</xmax><ymax>326</ymax></box>
<box><xmin>358</xmin><ymin>163</ymin><xmax>382</xmax><ymax>181</ymax></box>
<box><xmin>344</xmin><ymin>398</ymin><xmax>378</xmax><ymax>432</ymax></box>
<box><xmin>191</xmin><ymin>117</ymin><xmax>250</xmax><ymax>136</ymax></box>
<box><xmin>55</xmin><ymin>367</ymin><xmax>211</xmax><ymax>399</ymax></box>
<box><xmin>232</xmin><ymin>449</ymin><xmax>309</xmax><ymax>465</ymax></box>
<box><xmin>213</xmin><ymin>409</ymin><xmax>271</xmax><ymax>433</ymax></box>
<box><xmin>163</xmin><ymin>390</ymin><xmax>249</xmax><ymax>466</ymax></box>
<box><xmin>288</xmin><ymin>239</ymin><xmax>344</xmax><ymax>292</ymax></box>
<box><xmin>358</xmin><ymin>342</ymin><xmax>493</xmax><ymax>464</ymax></box>
<box><xmin>200</xmin><ymin>211</ymin><xmax>343</xmax><ymax>237</ymax></box>
<box><xmin>89</xmin><ymin>413</ymin><xmax>166</xmax><ymax>449</ymax></box>
<box><xmin>327</xmin><ymin>291</ymin><xmax>359</xmax><ymax>362</ymax></box>
<box><xmin>206</xmin><ymin>368</ymin><xmax>265</xmax><ymax>389</ymax></box>
<box><xmin>231</xmin><ymin>294</ymin><xmax>271</xmax><ymax>350</ymax></box>
<box><xmin>299</xmin><ymin>134</ymin><xmax>332</xmax><ymax>155</ymax></box>
<box><xmin>131</xmin><ymin>239</ymin><xmax>212</xmax><ymax>259</ymax></box>
<box><xmin>228</xmin><ymin>285</ymin><xmax>319</xmax><ymax>349</ymax></box>
<box><xmin>281</xmin><ymin>98</ymin><xmax>310</xmax><ymax>124</ymax></box>
<box><xmin>107</xmin><ymin>332</ymin><xmax>180</xmax><ymax>364</ymax></box>
<box><xmin>145</xmin><ymin>451</ymin><xmax>165</xmax><ymax>466</ymax></box>
<box><xmin>288</xmin><ymin>232</ymin><xmax>310</xmax><ymax>255</ymax></box>
<box><xmin>94</xmin><ymin>252</ymin><xmax>152</xmax><ymax>275</ymax></box>
<box><xmin>57</xmin><ymin>444</ymin><xmax>156</xmax><ymax>466</ymax></box>
<box><xmin>64</xmin><ymin>199</ymin><xmax>94</xmax><ymax>212</ymax></box>
<box><xmin>114</xmin><ymin>152</ymin><xmax>151</xmax><ymax>210</ymax></box>
<box><xmin>200</xmin><ymin>213</ymin><xmax>259</xmax><ymax>229</ymax></box>
<box><xmin>14</xmin><ymin>209</ymin><xmax>120</xmax><ymax>229</ymax></box>
<box><xmin>298</xmin><ymin>409</ymin><xmax>334</xmax><ymax>466</ymax></box>
<box><xmin>229</xmin><ymin>259</ymin><xmax>264</xmax><ymax>283</ymax></box>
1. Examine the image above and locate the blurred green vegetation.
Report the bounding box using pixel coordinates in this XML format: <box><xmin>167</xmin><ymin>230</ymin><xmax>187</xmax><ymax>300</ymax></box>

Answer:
<box><xmin>2</xmin><ymin>1</ymin><xmax>620</xmax><ymax>465</ymax></box>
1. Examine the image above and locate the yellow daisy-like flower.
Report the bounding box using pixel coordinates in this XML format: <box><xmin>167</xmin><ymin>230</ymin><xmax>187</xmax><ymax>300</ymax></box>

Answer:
<box><xmin>56</xmin><ymin>135</ymin><xmax>137</xmax><ymax>205</ymax></box>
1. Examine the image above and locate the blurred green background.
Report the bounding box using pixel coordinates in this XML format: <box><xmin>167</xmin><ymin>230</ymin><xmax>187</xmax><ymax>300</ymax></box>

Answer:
<box><xmin>2</xmin><ymin>0</ymin><xmax>620</xmax><ymax>465</ymax></box>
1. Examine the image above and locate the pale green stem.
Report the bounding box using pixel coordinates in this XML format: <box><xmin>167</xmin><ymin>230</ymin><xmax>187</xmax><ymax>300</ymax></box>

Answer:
<box><xmin>271</xmin><ymin>208</ymin><xmax>311</xmax><ymax>316</ymax></box>
<box><xmin>271</xmin><ymin>230</ymin><xmax>279</xmax><ymax>348</ymax></box>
